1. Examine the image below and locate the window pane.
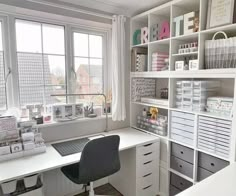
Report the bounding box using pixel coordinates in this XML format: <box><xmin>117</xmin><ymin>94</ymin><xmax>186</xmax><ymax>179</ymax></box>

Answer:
<box><xmin>0</xmin><ymin>22</ymin><xmax>2</xmax><ymax>51</ymax></box>
<box><xmin>42</xmin><ymin>24</ymin><xmax>65</xmax><ymax>55</ymax></box>
<box><xmin>45</xmin><ymin>85</ymin><xmax>66</xmax><ymax>105</ymax></box>
<box><xmin>17</xmin><ymin>53</ymin><xmax>44</xmax><ymax>105</ymax></box>
<box><xmin>90</xmin><ymin>58</ymin><xmax>102</xmax><ymax>66</ymax></box>
<box><xmin>74</xmin><ymin>57</ymin><xmax>89</xmax><ymax>93</ymax></box>
<box><xmin>43</xmin><ymin>55</ymin><xmax>65</xmax><ymax>85</ymax></box>
<box><xmin>90</xmin><ymin>64</ymin><xmax>103</xmax><ymax>93</ymax></box>
<box><xmin>0</xmin><ymin>52</ymin><xmax>6</xmax><ymax>110</ymax></box>
<box><xmin>89</xmin><ymin>35</ymin><xmax>102</xmax><ymax>58</ymax></box>
<box><xmin>16</xmin><ymin>20</ymin><xmax>42</xmax><ymax>53</ymax></box>
<box><xmin>74</xmin><ymin>33</ymin><xmax>88</xmax><ymax>57</ymax></box>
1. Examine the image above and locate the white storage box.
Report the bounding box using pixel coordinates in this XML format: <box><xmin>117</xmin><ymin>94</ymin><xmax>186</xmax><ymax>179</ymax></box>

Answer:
<box><xmin>0</xmin><ymin>145</ymin><xmax>11</xmax><ymax>155</ymax></box>
<box><xmin>24</xmin><ymin>174</ymin><xmax>39</xmax><ymax>188</ymax></box>
<box><xmin>1</xmin><ymin>180</ymin><xmax>17</xmax><ymax>194</ymax></box>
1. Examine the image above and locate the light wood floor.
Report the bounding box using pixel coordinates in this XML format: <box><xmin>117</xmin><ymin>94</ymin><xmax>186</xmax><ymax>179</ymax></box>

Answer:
<box><xmin>76</xmin><ymin>183</ymin><xmax>123</xmax><ymax>196</ymax></box>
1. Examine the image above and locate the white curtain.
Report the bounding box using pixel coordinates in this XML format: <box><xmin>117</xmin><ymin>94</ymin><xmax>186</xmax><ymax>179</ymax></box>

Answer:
<box><xmin>112</xmin><ymin>15</ymin><xmax>126</xmax><ymax>121</ymax></box>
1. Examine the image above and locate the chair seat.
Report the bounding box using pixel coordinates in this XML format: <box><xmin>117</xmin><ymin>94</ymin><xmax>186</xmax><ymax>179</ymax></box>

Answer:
<box><xmin>61</xmin><ymin>162</ymin><xmax>82</xmax><ymax>184</ymax></box>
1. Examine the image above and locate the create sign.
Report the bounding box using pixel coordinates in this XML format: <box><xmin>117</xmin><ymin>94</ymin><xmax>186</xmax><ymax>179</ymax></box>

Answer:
<box><xmin>133</xmin><ymin>21</ymin><xmax>170</xmax><ymax>45</ymax></box>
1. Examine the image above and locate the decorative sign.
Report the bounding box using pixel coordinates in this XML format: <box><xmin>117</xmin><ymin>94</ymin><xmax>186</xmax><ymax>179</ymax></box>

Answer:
<box><xmin>159</xmin><ymin>21</ymin><xmax>170</xmax><ymax>40</ymax></box>
<box><xmin>133</xmin><ymin>29</ymin><xmax>141</xmax><ymax>45</ymax></box>
<box><xmin>173</xmin><ymin>11</ymin><xmax>199</xmax><ymax>36</ymax></box>
<box><xmin>141</xmin><ymin>27</ymin><xmax>149</xmax><ymax>44</ymax></box>
<box><xmin>150</xmin><ymin>24</ymin><xmax>159</xmax><ymax>41</ymax></box>
<box><xmin>207</xmin><ymin>0</ymin><xmax>235</xmax><ymax>28</ymax></box>
<box><xmin>173</xmin><ymin>15</ymin><xmax>184</xmax><ymax>36</ymax></box>
<box><xmin>184</xmin><ymin>12</ymin><xmax>195</xmax><ymax>35</ymax></box>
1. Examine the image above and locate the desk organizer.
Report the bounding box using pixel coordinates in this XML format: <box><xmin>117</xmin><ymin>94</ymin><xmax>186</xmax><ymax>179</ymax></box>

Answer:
<box><xmin>0</xmin><ymin>119</ymin><xmax>46</xmax><ymax>163</ymax></box>
<box><xmin>175</xmin><ymin>80</ymin><xmax>220</xmax><ymax>111</ymax></box>
<box><xmin>137</xmin><ymin>115</ymin><xmax>168</xmax><ymax>136</ymax></box>
<box><xmin>207</xmin><ymin>97</ymin><xmax>234</xmax><ymax>116</ymax></box>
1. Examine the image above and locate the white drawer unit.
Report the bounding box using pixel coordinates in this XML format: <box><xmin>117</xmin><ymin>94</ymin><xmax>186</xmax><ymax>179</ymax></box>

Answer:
<box><xmin>170</xmin><ymin>111</ymin><xmax>195</xmax><ymax>146</ymax></box>
<box><xmin>136</xmin><ymin>140</ymin><xmax>160</xmax><ymax>196</ymax></box>
<box><xmin>197</xmin><ymin>116</ymin><xmax>232</xmax><ymax>158</ymax></box>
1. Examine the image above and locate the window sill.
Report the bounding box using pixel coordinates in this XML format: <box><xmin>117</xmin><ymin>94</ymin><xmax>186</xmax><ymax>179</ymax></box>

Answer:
<box><xmin>36</xmin><ymin>115</ymin><xmax>112</xmax><ymax>129</ymax></box>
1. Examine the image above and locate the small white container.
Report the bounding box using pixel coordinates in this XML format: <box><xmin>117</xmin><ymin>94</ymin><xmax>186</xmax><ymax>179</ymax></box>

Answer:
<box><xmin>1</xmin><ymin>180</ymin><xmax>17</xmax><ymax>194</ymax></box>
<box><xmin>23</xmin><ymin>174</ymin><xmax>38</xmax><ymax>188</ymax></box>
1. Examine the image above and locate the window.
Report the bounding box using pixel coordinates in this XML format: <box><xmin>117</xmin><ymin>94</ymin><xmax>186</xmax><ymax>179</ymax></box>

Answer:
<box><xmin>0</xmin><ymin>21</ymin><xmax>7</xmax><ymax>110</ymax></box>
<box><xmin>73</xmin><ymin>32</ymin><xmax>104</xmax><ymax>96</ymax></box>
<box><xmin>15</xmin><ymin>19</ymin><xmax>66</xmax><ymax>106</ymax></box>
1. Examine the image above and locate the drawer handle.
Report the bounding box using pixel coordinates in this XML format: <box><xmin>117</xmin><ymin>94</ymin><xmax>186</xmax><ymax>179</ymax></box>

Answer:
<box><xmin>143</xmin><ymin>185</ymin><xmax>152</xmax><ymax>190</ymax></box>
<box><xmin>179</xmin><ymin>164</ymin><xmax>183</xmax><ymax>168</ymax></box>
<box><xmin>211</xmin><ymin>163</ymin><xmax>215</xmax><ymax>167</ymax></box>
<box><xmin>180</xmin><ymin>182</ymin><xmax>183</xmax><ymax>186</ymax></box>
<box><xmin>144</xmin><ymin>160</ymin><xmax>153</xmax><ymax>165</ymax></box>
<box><xmin>143</xmin><ymin>173</ymin><xmax>152</xmax><ymax>178</ymax></box>
<box><xmin>144</xmin><ymin>152</ymin><xmax>152</xmax><ymax>156</ymax></box>
<box><xmin>144</xmin><ymin>143</ymin><xmax>153</xmax><ymax>147</ymax></box>
<box><xmin>180</xmin><ymin>151</ymin><xmax>184</xmax><ymax>154</ymax></box>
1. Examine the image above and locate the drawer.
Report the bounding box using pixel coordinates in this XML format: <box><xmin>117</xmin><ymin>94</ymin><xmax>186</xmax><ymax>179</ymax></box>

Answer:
<box><xmin>198</xmin><ymin>152</ymin><xmax>229</xmax><ymax>173</ymax></box>
<box><xmin>172</xmin><ymin>122</ymin><xmax>194</xmax><ymax>133</ymax></box>
<box><xmin>199</xmin><ymin>116</ymin><xmax>231</xmax><ymax>126</ymax></box>
<box><xmin>197</xmin><ymin>167</ymin><xmax>213</xmax><ymax>182</ymax></box>
<box><xmin>137</xmin><ymin>151</ymin><xmax>158</xmax><ymax>166</ymax></box>
<box><xmin>171</xmin><ymin>133</ymin><xmax>193</xmax><ymax>146</ymax></box>
<box><xmin>137</xmin><ymin>185</ymin><xmax>156</xmax><ymax>196</ymax></box>
<box><xmin>171</xmin><ymin>111</ymin><xmax>195</xmax><ymax>120</ymax></box>
<box><xmin>137</xmin><ymin>142</ymin><xmax>159</xmax><ymax>157</ymax></box>
<box><xmin>171</xmin><ymin>143</ymin><xmax>194</xmax><ymax>164</ymax></box>
<box><xmin>199</xmin><ymin>119</ymin><xmax>232</xmax><ymax>129</ymax></box>
<box><xmin>198</xmin><ymin>129</ymin><xmax>230</xmax><ymax>141</ymax></box>
<box><xmin>171</xmin><ymin>128</ymin><xmax>194</xmax><ymax>140</ymax></box>
<box><xmin>198</xmin><ymin>123</ymin><xmax>231</xmax><ymax>134</ymax></box>
<box><xmin>172</xmin><ymin>117</ymin><xmax>195</xmax><ymax>126</ymax></box>
<box><xmin>198</xmin><ymin>138</ymin><xmax>230</xmax><ymax>152</ymax></box>
<box><xmin>170</xmin><ymin>156</ymin><xmax>193</xmax><ymax>178</ymax></box>
<box><xmin>169</xmin><ymin>185</ymin><xmax>181</xmax><ymax>196</ymax></box>
<box><xmin>137</xmin><ymin>173</ymin><xmax>157</xmax><ymax>190</ymax></box>
<box><xmin>170</xmin><ymin>172</ymin><xmax>192</xmax><ymax>191</ymax></box>
<box><xmin>137</xmin><ymin>159</ymin><xmax>158</xmax><ymax>177</ymax></box>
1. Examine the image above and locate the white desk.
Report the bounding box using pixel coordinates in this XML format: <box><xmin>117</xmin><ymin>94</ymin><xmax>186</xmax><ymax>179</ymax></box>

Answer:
<box><xmin>0</xmin><ymin>128</ymin><xmax>159</xmax><ymax>184</ymax></box>
<box><xmin>178</xmin><ymin>162</ymin><xmax>236</xmax><ymax>196</ymax></box>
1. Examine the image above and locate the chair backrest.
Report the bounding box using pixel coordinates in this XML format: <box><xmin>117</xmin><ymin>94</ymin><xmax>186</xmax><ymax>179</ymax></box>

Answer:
<box><xmin>78</xmin><ymin>135</ymin><xmax>120</xmax><ymax>183</ymax></box>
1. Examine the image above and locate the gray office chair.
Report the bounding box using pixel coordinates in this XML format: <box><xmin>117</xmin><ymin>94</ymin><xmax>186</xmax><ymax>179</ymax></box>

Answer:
<box><xmin>61</xmin><ymin>135</ymin><xmax>120</xmax><ymax>196</ymax></box>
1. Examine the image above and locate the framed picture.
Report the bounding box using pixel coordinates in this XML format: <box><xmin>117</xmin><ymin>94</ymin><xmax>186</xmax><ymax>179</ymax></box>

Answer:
<box><xmin>207</xmin><ymin>0</ymin><xmax>235</xmax><ymax>28</ymax></box>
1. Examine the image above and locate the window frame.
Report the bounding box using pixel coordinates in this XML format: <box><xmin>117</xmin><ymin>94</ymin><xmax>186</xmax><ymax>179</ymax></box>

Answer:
<box><xmin>15</xmin><ymin>18</ymin><xmax>68</xmax><ymax>106</ymax></box>
<box><xmin>71</xmin><ymin>27</ymin><xmax>107</xmax><ymax>95</ymax></box>
<box><xmin>0</xmin><ymin>12</ymin><xmax>111</xmax><ymax>111</ymax></box>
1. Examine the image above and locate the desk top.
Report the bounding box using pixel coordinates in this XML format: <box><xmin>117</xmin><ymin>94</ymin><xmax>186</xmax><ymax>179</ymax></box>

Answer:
<box><xmin>0</xmin><ymin>128</ymin><xmax>159</xmax><ymax>183</ymax></box>
<box><xmin>178</xmin><ymin>162</ymin><xmax>236</xmax><ymax>196</ymax></box>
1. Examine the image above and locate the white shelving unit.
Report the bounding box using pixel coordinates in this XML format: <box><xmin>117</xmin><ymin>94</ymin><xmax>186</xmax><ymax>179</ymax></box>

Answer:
<box><xmin>130</xmin><ymin>0</ymin><xmax>236</xmax><ymax>196</ymax></box>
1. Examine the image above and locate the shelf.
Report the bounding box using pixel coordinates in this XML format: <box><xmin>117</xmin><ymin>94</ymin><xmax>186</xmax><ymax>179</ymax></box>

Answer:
<box><xmin>131</xmin><ymin>69</ymin><xmax>236</xmax><ymax>78</ymax></box>
<box><xmin>132</xmin><ymin>126</ymin><xmax>168</xmax><ymax>140</ymax></box>
<box><xmin>171</xmin><ymin>32</ymin><xmax>199</xmax><ymax>41</ymax></box>
<box><xmin>201</xmin><ymin>23</ymin><xmax>236</xmax><ymax>35</ymax></box>
<box><xmin>172</xmin><ymin>52</ymin><xmax>198</xmax><ymax>57</ymax></box>
<box><xmin>149</xmin><ymin>38</ymin><xmax>170</xmax><ymax>45</ymax></box>
<box><xmin>168</xmin><ymin>168</ymin><xmax>194</xmax><ymax>183</ymax></box>
<box><xmin>169</xmin><ymin>138</ymin><xmax>194</xmax><ymax>149</ymax></box>
<box><xmin>169</xmin><ymin>108</ymin><xmax>232</xmax><ymax>121</ymax></box>
<box><xmin>131</xmin><ymin>101</ymin><xmax>169</xmax><ymax>110</ymax></box>
<box><xmin>170</xmin><ymin>69</ymin><xmax>236</xmax><ymax>78</ymax></box>
<box><xmin>130</xmin><ymin>71</ymin><xmax>170</xmax><ymax>78</ymax></box>
<box><xmin>131</xmin><ymin>43</ymin><xmax>148</xmax><ymax>48</ymax></box>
